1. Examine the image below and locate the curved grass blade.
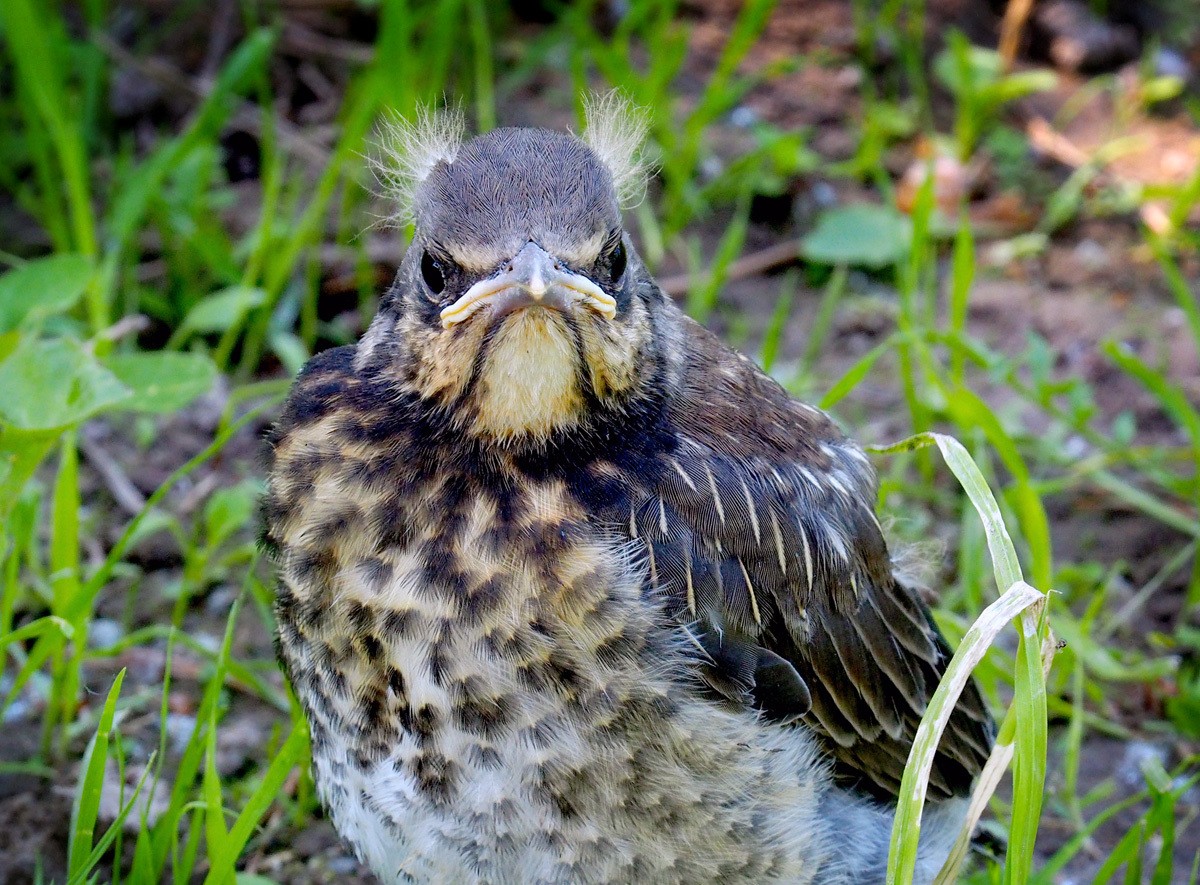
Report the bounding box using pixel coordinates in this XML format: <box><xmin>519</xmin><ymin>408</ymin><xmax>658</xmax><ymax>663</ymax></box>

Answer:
<box><xmin>871</xmin><ymin>432</ymin><xmax>1052</xmax><ymax>885</ymax></box>
<box><xmin>68</xmin><ymin>669</ymin><xmax>126</xmax><ymax>879</ymax></box>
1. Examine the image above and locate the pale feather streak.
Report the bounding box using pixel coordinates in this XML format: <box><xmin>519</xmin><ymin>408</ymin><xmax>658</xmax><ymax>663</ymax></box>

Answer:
<box><xmin>738</xmin><ymin>558</ymin><xmax>762</xmax><ymax>627</ymax></box>
<box><xmin>768</xmin><ymin>508</ymin><xmax>787</xmax><ymax>576</ymax></box>
<box><xmin>704</xmin><ymin>463</ymin><xmax>726</xmax><ymax>526</ymax></box>
<box><xmin>739</xmin><ymin>476</ymin><xmax>761</xmax><ymax>544</ymax></box>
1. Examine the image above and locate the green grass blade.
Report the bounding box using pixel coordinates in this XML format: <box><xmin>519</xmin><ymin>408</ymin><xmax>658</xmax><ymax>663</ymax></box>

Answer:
<box><xmin>0</xmin><ymin>615</ymin><xmax>74</xmax><ymax>648</ymax></box>
<box><xmin>1007</xmin><ymin>604</ymin><xmax>1049</xmax><ymax>884</ymax></box>
<box><xmin>201</xmin><ymin>588</ymin><xmax>253</xmax><ymax>883</ymax></box>
<box><xmin>935</xmin><ymin>703</ymin><xmax>1018</xmax><ymax>884</ymax></box>
<box><xmin>1</xmin><ymin>0</ymin><xmax>98</xmax><ymax>262</ymax></box>
<box><xmin>871</xmin><ymin>432</ymin><xmax>1023</xmax><ymax>588</ymax></box>
<box><xmin>886</xmin><ymin>580</ymin><xmax>1043</xmax><ymax>883</ymax></box>
<box><xmin>947</xmin><ymin>213</ymin><xmax>974</xmax><ymax>386</ymax></box>
<box><xmin>48</xmin><ymin>431</ymin><xmax>82</xmax><ymax>750</ymax></box>
<box><xmin>68</xmin><ymin>669</ymin><xmax>127</xmax><ymax>879</ymax></box>
<box><xmin>760</xmin><ymin>272</ymin><xmax>796</xmax><ymax>374</ymax></box>
<box><xmin>1148</xmin><ymin>236</ymin><xmax>1200</xmax><ymax>351</ymax></box>
<box><xmin>1087</xmin><ymin>468</ymin><xmax>1200</xmax><ymax>539</ymax></box>
<box><xmin>817</xmin><ymin>333</ymin><xmax>897</xmax><ymax>409</ymax></box>
<box><xmin>468</xmin><ymin>0</ymin><xmax>496</xmax><ymax>130</ymax></box>
<box><xmin>68</xmin><ymin>757</ymin><xmax>156</xmax><ymax>885</ymax></box>
<box><xmin>800</xmin><ymin>266</ymin><xmax>848</xmax><ymax>377</ymax></box>
<box><xmin>203</xmin><ymin>725</ymin><xmax>309</xmax><ymax>884</ymax></box>
<box><xmin>937</xmin><ymin>383</ymin><xmax>1054</xmax><ymax>590</ymax></box>
<box><xmin>686</xmin><ymin>184</ymin><xmax>752</xmax><ymax>321</ymax></box>
<box><xmin>873</xmin><ymin>432</ymin><xmax>1050</xmax><ymax>884</ymax></box>
<box><xmin>78</xmin><ymin>397</ymin><xmax>278</xmax><ymax>613</ymax></box>
<box><xmin>203</xmin><ymin>724</ymin><xmax>230</xmax><ymax>881</ymax></box>
<box><xmin>1032</xmin><ymin>789</ymin><xmax>1149</xmax><ymax>883</ymax></box>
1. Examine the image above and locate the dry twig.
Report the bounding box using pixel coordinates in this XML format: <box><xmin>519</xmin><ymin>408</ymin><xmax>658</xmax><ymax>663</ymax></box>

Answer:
<box><xmin>658</xmin><ymin>240</ymin><xmax>801</xmax><ymax>298</ymax></box>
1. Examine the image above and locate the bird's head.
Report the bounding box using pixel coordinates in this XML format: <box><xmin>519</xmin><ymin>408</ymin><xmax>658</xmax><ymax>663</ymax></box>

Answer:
<box><xmin>358</xmin><ymin>97</ymin><xmax>675</xmax><ymax>446</ymax></box>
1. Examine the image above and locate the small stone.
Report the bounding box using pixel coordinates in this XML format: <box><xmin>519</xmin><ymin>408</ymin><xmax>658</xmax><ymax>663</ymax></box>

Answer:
<box><xmin>97</xmin><ymin>761</ymin><xmax>171</xmax><ymax>830</ymax></box>
<box><xmin>1073</xmin><ymin>239</ymin><xmax>1108</xmax><ymax>272</ymax></box>
<box><xmin>205</xmin><ymin>584</ymin><xmax>240</xmax><ymax>617</ymax></box>
<box><xmin>1117</xmin><ymin>740</ymin><xmax>1169</xmax><ymax>788</ymax></box>
<box><xmin>809</xmin><ymin>181</ymin><xmax>837</xmax><ymax>209</ymax></box>
<box><xmin>329</xmin><ymin>855</ymin><xmax>362</xmax><ymax>875</ymax></box>
<box><xmin>896</xmin><ymin>153</ymin><xmax>969</xmax><ymax>217</ymax></box>
<box><xmin>1062</xmin><ymin>436</ymin><xmax>1089</xmax><ymax>460</ymax></box>
<box><xmin>216</xmin><ymin>715</ymin><xmax>270</xmax><ymax>776</ymax></box>
<box><xmin>165</xmin><ymin>712</ymin><xmax>197</xmax><ymax>754</ymax></box>
<box><xmin>729</xmin><ymin>106</ymin><xmax>758</xmax><ymax>129</ymax></box>
<box><xmin>88</xmin><ymin>619</ymin><xmax>124</xmax><ymax>650</ymax></box>
<box><xmin>700</xmin><ymin>156</ymin><xmax>724</xmax><ymax>182</ymax></box>
<box><xmin>193</xmin><ymin>632</ymin><xmax>222</xmax><ymax>654</ymax></box>
<box><xmin>1153</xmin><ymin>48</ymin><xmax>1191</xmax><ymax>82</ymax></box>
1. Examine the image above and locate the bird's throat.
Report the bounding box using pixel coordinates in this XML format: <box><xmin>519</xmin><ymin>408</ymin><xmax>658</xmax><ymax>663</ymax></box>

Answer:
<box><xmin>473</xmin><ymin>309</ymin><xmax>585</xmax><ymax>441</ymax></box>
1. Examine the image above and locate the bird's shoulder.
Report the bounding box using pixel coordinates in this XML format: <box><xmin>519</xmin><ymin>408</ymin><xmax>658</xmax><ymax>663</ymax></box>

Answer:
<box><xmin>264</xmin><ymin>344</ymin><xmax>434</xmax><ymax>550</ymax></box>
<box><xmin>268</xmin><ymin>343</ymin><xmax>439</xmax><ymax>471</ymax></box>
<box><xmin>669</xmin><ymin>317</ymin><xmax>852</xmax><ymax>462</ymax></box>
<box><xmin>625</xmin><ymin>317</ymin><xmax>993</xmax><ymax>800</ymax></box>
<box><xmin>269</xmin><ymin>345</ymin><xmax>378</xmax><ymax>448</ymax></box>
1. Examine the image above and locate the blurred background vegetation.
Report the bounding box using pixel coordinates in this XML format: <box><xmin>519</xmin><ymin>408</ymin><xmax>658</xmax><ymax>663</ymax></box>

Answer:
<box><xmin>1</xmin><ymin>0</ymin><xmax>1199</xmax><ymax>882</ymax></box>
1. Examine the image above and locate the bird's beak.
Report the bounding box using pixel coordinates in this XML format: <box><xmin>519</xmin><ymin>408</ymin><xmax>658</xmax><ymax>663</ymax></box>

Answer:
<box><xmin>440</xmin><ymin>242</ymin><xmax>617</xmax><ymax>329</ymax></box>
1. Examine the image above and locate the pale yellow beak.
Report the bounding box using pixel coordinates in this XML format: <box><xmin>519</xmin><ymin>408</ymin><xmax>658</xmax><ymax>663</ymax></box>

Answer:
<box><xmin>440</xmin><ymin>242</ymin><xmax>617</xmax><ymax>329</ymax></box>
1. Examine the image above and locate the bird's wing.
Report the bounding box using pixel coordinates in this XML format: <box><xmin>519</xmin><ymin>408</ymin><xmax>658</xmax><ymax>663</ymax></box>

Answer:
<box><xmin>629</xmin><ymin>319</ymin><xmax>993</xmax><ymax>800</ymax></box>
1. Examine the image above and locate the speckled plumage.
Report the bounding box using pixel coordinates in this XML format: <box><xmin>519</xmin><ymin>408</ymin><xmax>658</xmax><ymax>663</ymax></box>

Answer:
<box><xmin>265</xmin><ymin>115</ymin><xmax>993</xmax><ymax>884</ymax></box>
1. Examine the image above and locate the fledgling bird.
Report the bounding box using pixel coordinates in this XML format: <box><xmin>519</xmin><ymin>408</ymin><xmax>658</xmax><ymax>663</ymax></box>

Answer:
<box><xmin>264</xmin><ymin>97</ymin><xmax>994</xmax><ymax>885</ymax></box>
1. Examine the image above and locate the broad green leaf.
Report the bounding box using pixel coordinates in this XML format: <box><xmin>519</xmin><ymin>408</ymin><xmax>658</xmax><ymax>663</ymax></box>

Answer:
<box><xmin>0</xmin><ymin>254</ymin><xmax>93</xmax><ymax>332</ymax></box>
<box><xmin>268</xmin><ymin>329</ymin><xmax>309</xmax><ymax>376</ymax></box>
<box><xmin>204</xmin><ymin>480</ymin><xmax>260</xmax><ymax>548</ymax></box>
<box><xmin>934</xmin><ymin>36</ymin><xmax>1001</xmax><ymax>93</ymax></box>
<box><xmin>0</xmin><ymin>337</ymin><xmax>130</xmax><ymax>430</ymax></box>
<box><xmin>124</xmin><ymin>508</ymin><xmax>182</xmax><ymax>549</ymax></box>
<box><xmin>801</xmin><ymin>204</ymin><xmax>913</xmax><ymax>269</ymax></box>
<box><xmin>0</xmin><ymin>331</ymin><xmax>18</xmax><ymax>363</ymax></box>
<box><xmin>105</xmin><ymin>351</ymin><xmax>218</xmax><ymax>413</ymax></box>
<box><xmin>0</xmin><ymin>427</ymin><xmax>55</xmax><ymax>508</ymax></box>
<box><xmin>181</xmin><ymin>286</ymin><xmax>266</xmax><ymax>335</ymax></box>
<box><xmin>934</xmin><ymin>38</ymin><xmax>1054</xmax><ymax>100</ymax></box>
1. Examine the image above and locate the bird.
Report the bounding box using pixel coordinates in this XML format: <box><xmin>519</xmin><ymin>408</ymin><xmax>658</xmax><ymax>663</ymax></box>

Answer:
<box><xmin>263</xmin><ymin>95</ymin><xmax>995</xmax><ymax>885</ymax></box>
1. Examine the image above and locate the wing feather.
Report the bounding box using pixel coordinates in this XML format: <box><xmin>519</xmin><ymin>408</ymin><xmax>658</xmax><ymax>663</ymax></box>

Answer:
<box><xmin>630</xmin><ymin>319</ymin><xmax>994</xmax><ymax>801</ymax></box>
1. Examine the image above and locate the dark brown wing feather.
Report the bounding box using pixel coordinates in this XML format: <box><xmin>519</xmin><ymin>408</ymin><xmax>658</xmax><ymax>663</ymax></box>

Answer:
<box><xmin>631</xmin><ymin>319</ymin><xmax>994</xmax><ymax>801</ymax></box>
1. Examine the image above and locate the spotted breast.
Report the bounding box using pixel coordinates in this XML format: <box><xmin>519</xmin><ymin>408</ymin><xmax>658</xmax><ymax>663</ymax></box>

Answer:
<box><xmin>264</xmin><ymin>346</ymin><xmax>960</xmax><ymax>885</ymax></box>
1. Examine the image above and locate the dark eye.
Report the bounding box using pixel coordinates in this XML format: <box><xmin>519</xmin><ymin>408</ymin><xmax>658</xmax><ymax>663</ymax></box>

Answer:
<box><xmin>421</xmin><ymin>251</ymin><xmax>445</xmax><ymax>294</ymax></box>
<box><xmin>607</xmin><ymin>240</ymin><xmax>627</xmax><ymax>282</ymax></box>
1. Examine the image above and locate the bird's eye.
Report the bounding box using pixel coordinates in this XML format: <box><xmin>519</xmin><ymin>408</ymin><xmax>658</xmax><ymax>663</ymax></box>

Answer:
<box><xmin>607</xmin><ymin>240</ymin><xmax>627</xmax><ymax>282</ymax></box>
<box><xmin>421</xmin><ymin>251</ymin><xmax>446</xmax><ymax>294</ymax></box>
